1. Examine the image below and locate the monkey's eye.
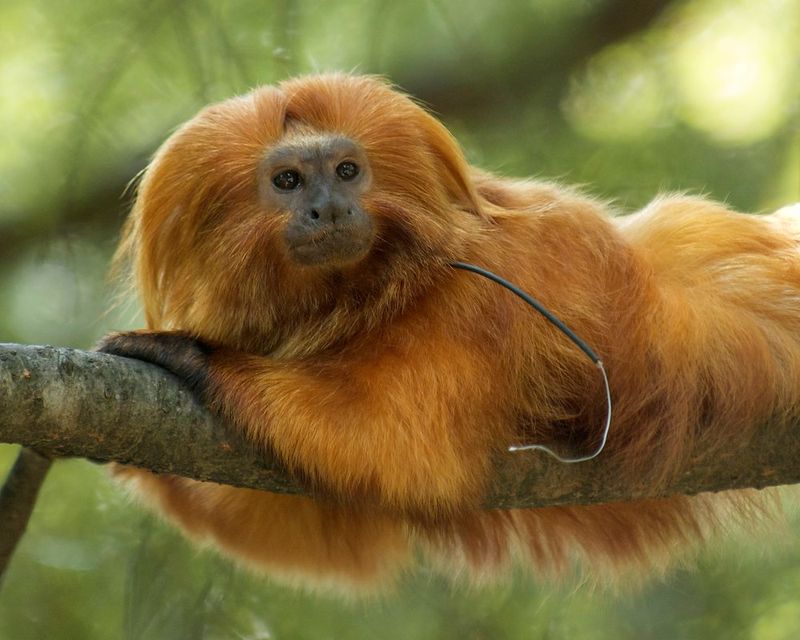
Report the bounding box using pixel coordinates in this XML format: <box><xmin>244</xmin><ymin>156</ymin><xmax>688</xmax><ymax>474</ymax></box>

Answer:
<box><xmin>336</xmin><ymin>161</ymin><xmax>359</xmax><ymax>181</ymax></box>
<box><xmin>272</xmin><ymin>170</ymin><xmax>302</xmax><ymax>191</ymax></box>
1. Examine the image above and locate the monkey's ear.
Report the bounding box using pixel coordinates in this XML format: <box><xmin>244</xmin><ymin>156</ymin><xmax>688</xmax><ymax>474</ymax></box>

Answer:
<box><xmin>420</xmin><ymin>112</ymin><xmax>487</xmax><ymax>219</ymax></box>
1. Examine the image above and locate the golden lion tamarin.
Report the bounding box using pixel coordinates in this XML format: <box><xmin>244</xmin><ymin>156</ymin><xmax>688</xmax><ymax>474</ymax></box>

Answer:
<box><xmin>98</xmin><ymin>73</ymin><xmax>800</xmax><ymax>592</ymax></box>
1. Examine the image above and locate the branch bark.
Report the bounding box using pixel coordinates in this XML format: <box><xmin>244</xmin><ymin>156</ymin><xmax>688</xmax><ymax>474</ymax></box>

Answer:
<box><xmin>1</xmin><ymin>342</ymin><xmax>799</xmax><ymax>511</ymax></box>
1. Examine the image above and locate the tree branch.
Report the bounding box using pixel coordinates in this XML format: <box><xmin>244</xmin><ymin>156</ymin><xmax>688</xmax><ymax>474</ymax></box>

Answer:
<box><xmin>0</xmin><ymin>448</ymin><xmax>52</xmax><ymax>583</ymax></box>
<box><xmin>1</xmin><ymin>342</ymin><xmax>798</xmax><ymax>512</ymax></box>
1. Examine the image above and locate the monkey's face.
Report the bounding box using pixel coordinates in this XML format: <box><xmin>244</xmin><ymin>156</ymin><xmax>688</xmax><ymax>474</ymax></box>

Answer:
<box><xmin>260</xmin><ymin>133</ymin><xmax>375</xmax><ymax>268</ymax></box>
<box><xmin>130</xmin><ymin>74</ymin><xmax>485</xmax><ymax>349</ymax></box>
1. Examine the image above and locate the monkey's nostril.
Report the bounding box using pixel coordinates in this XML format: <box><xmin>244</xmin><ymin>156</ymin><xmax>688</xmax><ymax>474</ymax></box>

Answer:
<box><xmin>347</xmin><ymin>209</ymin><xmax>353</xmax><ymax>216</ymax></box>
<box><xmin>310</xmin><ymin>209</ymin><xmax>320</xmax><ymax>220</ymax></box>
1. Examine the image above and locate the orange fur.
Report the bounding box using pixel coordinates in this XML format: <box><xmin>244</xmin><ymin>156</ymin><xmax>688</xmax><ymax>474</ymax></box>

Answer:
<box><xmin>114</xmin><ymin>74</ymin><xmax>800</xmax><ymax>592</ymax></box>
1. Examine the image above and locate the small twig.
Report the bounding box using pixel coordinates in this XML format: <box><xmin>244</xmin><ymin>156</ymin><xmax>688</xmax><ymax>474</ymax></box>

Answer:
<box><xmin>0</xmin><ymin>448</ymin><xmax>52</xmax><ymax>586</ymax></box>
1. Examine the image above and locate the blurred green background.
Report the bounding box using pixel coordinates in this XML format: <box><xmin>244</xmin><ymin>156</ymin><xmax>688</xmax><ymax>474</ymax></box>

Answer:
<box><xmin>1</xmin><ymin>0</ymin><xmax>800</xmax><ymax>638</ymax></box>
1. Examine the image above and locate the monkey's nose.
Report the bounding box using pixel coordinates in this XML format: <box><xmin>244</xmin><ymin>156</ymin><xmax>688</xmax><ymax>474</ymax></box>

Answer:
<box><xmin>307</xmin><ymin>204</ymin><xmax>351</xmax><ymax>226</ymax></box>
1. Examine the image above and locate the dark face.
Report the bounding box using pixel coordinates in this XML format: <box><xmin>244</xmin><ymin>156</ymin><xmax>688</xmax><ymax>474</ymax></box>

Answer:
<box><xmin>260</xmin><ymin>133</ymin><xmax>375</xmax><ymax>267</ymax></box>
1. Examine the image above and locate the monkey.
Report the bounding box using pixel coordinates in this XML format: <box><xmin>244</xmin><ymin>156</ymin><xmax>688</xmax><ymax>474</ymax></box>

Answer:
<box><xmin>98</xmin><ymin>73</ymin><xmax>800</xmax><ymax>593</ymax></box>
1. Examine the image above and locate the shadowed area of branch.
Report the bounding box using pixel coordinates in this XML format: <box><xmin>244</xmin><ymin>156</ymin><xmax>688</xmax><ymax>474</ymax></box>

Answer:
<box><xmin>1</xmin><ymin>342</ymin><xmax>799</xmax><ymax>511</ymax></box>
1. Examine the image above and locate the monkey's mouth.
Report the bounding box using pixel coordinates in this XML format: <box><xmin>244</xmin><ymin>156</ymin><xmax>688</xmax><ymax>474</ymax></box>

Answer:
<box><xmin>286</xmin><ymin>224</ymin><xmax>375</xmax><ymax>267</ymax></box>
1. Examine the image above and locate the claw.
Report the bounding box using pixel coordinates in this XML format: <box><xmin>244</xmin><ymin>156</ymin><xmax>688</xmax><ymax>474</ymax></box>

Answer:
<box><xmin>96</xmin><ymin>330</ymin><xmax>212</xmax><ymax>398</ymax></box>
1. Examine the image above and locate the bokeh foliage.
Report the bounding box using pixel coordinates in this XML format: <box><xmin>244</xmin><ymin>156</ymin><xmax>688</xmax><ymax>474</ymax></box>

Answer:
<box><xmin>1</xmin><ymin>0</ymin><xmax>799</xmax><ymax>638</ymax></box>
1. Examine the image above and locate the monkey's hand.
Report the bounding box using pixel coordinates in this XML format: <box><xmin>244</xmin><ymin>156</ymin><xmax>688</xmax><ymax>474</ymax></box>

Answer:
<box><xmin>95</xmin><ymin>330</ymin><xmax>214</xmax><ymax>400</ymax></box>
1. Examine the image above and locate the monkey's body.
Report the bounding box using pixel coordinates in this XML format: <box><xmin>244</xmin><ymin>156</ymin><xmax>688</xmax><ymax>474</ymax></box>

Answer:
<box><xmin>101</xmin><ymin>75</ymin><xmax>800</xmax><ymax>592</ymax></box>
